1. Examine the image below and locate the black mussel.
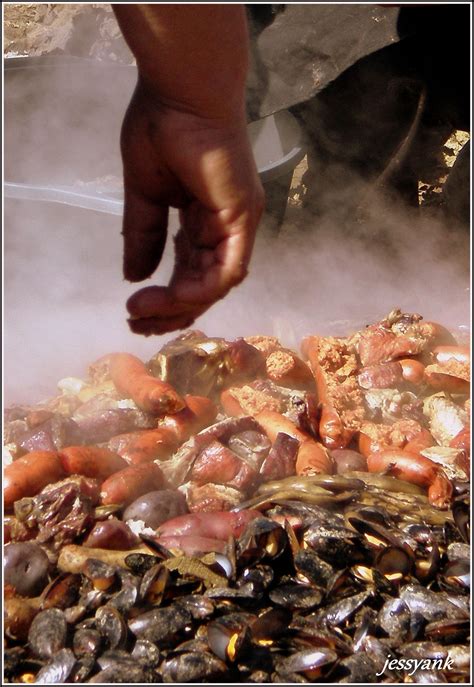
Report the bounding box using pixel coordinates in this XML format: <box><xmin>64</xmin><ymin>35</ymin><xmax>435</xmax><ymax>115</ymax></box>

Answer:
<box><xmin>288</xmin><ymin>616</ymin><xmax>353</xmax><ymax>654</ymax></box>
<box><xmin>175</xmin><ymin>594</ymin><xmax>215</xmax><ymax>620</ymax></box>
<box><xmin>276</xmin><ymin>647</ymin><xmax>338</xmax><ymax>680</ymax></box>
<box><xmin>77</xmin><ymin>588</ymin><xmax>107</xmax><ymax>613</ymax></box>
<box><xmin>108</xmin><ymin>569</ymin><xmax>140</xmax><ymax>613</ymax></box>
<box><xmin>125</xmin><ymin>552</ymin><xmax>161</xmax><ymax>576</ymax></box>
<box><xmin>205</xmin><ymin>583</ymin><xmax>260</xmax><ymax>603</ymax></box>
<box><xmin>313</xmin><ymin>590</ymin><xmax>372</xmax><ymax>627</ymax></box>
<box><xmin>237</xmin><ymin>517</ymin><xmax>288</xmax><ymax>565</ymax></box>
<box><xmin>353</xmin><ymin>608</ymin><xmax>378</xmax><ymax>650</ymax></box>
<box><xmin>131</xmin><ymin>639</ymin><xmax>161</xmax><ymax>668</ymax></box>
<box><xmin>34</xmin><ymin>648</ymin><xmax>77</xmax><ymax>685</ymax></box>
<box><xmin>452</xmin><ymin>498</ymin><xmax>470</xmax><ymax>542</ymax></box>
<box><xmin>207</xmin><ymin>613</ymin><xmax>255</xmax><ymax>662</ymax></box>
<box><xmin>446</xmin><ymin>542</ymin><xmax>470</xmax><ymax>562</ymax></box>
<box><xmin>237</xmin><ymin>564</ymin><xmax>274</xmax><ymax>594</ymax></box>
<box><xmin>374</xmin><ymin>545</ymin><xmax>414</xmax><ymax>580</ymax></box>
<box><xmin>377</xmin><ymin>598</ymin><xmax>411</xmax><ymax>641</ymax></box>
<box><xmin>359</xmin><ymin>636</ymin><xmax>401</xmax><ymax>680</ymax></box>
<box><xmin>28</xmin><ymin>608</ymin><xmax>68</xmax><ymax>659</ymax></box>
<box><xmin>82</xmin><ymin>558</ymin><xmax>117</xmax><ymax>591</ymax></box>
<box><xmin>40</xmin><ymin>573</ymin><xmax>82</xmax><ymax>610</ymax></box>
<box><xmin>424</xmin><ymin>618</ymin><xmax>470</xmax><ymax>644</ymax></box>
<box><xmin>72</xmin><ymin>627</ymin><xmax>103</xmax><ymax>658</ymax></box>
<box><xmin>87</xmin><ymin>664</ymin><xmax>155</xmax><ymax>683</ymax></box>
<box><xmin>69</xmin><ymin>655</ymin><xmax>97</xmax><ymax>683</ymax></box>
<box><xmin>440</xmin><ymin>559</ymin><xmax>470</xmax><ymax>592</ymax></box>
<box><xmin>400</xmin><ymin>641</ymin><xmax>450</xmax><ymax>660</ymax></box>
<box><xmin>95</xmin><ymin>605</ymin><xmax>128</xmax><ymax>650</ymax></box>
<box><xmin>303</xmin><ymin>520</ymin><xmax>362</xmax><ymax>566</ymax></box>
<box><xmin>98</xmin><ymin>649</ymin><xmax>137</xmax><ymax>670</ymax></box>
<box><xmin>161</xmin><ymin>651</ymin><xmax>228</xmax><ymax>683</ymax></box>
<box><xmin>333</xmin><ymin>653</ymin><xmax>380</xmax><ymax>683</ymax></box>
<box><xmin>409</xmin><ymin>669</ymin><xmax>448</xmax><ymax>683</ymax></box>
<box><xmin>140</xmin><ymin>563</ymin><xmax>171</xmax><ymax>606</ymax></box>
<box><xmin>123</xmin><ymin>489</ymin><xmax>188</xmax><ymax>530</ymax></box>
<box><xmin>270</xmin><ymin>582</ymin><xmax>323</xmax><ymax>610</ymax></box>
<box><xmin>170</xmin><ymin>638</ymin><xmax>211</xmax><ymax>655</ymax></box>
<box><xmin>345</xmin><ymin>511</ymin><xmax>403</xmax><ymax>549</ymax></box>
<box><xmin>400</xmin><ymin>584</ymin><xmax>469</xmax><ymax>622</ymax></box>
<box><xmin>128</xmin><ymin>604</ymin><xmax>192</xmax><ymax>644</ymax></box>
<box><xmin>4</xmin><ymin>542</ymin><xmax>50</xmax><ymax>597</ymax></box>
<box><xmin>294</xmin><ymin>548</ymin><xmax>334</xmax><ymax>587</ymax></box>
<box><xmin>250</xmin><ymin>607</ymin><xmax>293</xmax><ymax>643</ymax></box>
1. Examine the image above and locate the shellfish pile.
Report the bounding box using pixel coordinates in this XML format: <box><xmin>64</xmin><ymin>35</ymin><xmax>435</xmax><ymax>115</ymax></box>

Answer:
<box><xmin>3</xmin><ymin>310</ymin><xmax>470</xmax><ymax>683</ymax></box>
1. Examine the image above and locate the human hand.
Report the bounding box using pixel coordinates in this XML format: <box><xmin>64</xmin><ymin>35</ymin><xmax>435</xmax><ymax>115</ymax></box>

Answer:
<box><xmin>121</xmin><ymin>81</ymin><xmax>265</xmax><ymax>336</ymax></box>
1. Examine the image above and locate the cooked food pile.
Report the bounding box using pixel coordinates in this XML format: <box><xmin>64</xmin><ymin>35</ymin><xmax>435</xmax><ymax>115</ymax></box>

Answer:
<box><xmin>3</xmin><ymin>309</ymin><xmax>470</xmax><ymax>683</ymax></box>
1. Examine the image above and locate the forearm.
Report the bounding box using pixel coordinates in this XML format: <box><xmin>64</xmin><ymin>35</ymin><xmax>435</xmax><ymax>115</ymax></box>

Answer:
<box><xmin>112</xmin><ymin>4</ymin><xmax>250</xmax><ymax>120</ymax></box>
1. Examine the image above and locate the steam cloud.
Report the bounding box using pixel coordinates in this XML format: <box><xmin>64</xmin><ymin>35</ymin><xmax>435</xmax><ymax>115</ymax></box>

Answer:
<box><xmin>4</xmin><ymin>19</ymin><xmax>470</xmax><ymax>406</ymax></box>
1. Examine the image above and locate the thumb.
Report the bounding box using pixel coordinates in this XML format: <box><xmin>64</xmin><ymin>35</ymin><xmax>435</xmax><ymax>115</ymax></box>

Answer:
<box><xmin>122</xmin><ymin>186</ymin><xmax>169</xmax><ymax>282</ymax></box>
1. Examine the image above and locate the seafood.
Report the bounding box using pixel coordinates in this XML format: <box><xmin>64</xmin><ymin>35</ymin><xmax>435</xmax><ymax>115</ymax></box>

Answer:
<box><xmin>3</xmin><ymin>311</ymin><xmax>470</xmax><ymax>683</ymax></box>
<box><xmin>109</xmin><ymin>352</ymin><xmax>185</xmax><ymax>415</ymax></box>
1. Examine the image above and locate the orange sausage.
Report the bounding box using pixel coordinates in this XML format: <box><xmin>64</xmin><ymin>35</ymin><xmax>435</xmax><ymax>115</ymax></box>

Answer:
<box><xmin>108</xmin><ymin>429</ymin><xmax>178</xmax><ymax>464</ymax></box>
<box><xmin>303</xmin><ymin>336</ymin><xmax>354</xmax><ymax>449</ymax></box>
<box><xmin>367</xmin><ymin>449</ymin><xmax>453</xmax><ymax>509</ymax></box>
<box><xmin>255</xmin><ymin>410</ymin><xmax>333</xmax><ymax>475</ymax></box>
<box><xmin>60</xmin><ymin>446</ymin><xmax>127</xmax><ymax>480</ymax></box>
<box><xmin>159</xmin><ymin>395</ymin><xmax>217</xmax><ymax>443</ymax></box>
<box><xmin>4</xmin><ymin>451</ymin><xmax>65</xmax><ymax>509</ymax></box>
<box><xmin>399</xmin><ymin>359</ymin><xmax>425</xmax><ymax>385</ymax></box>
<box><xmin>109</xmin><ymin>395</ymin><xmax>218</xmax><ymax>464</ymax></box>
<box><xmin>100</xmin><ymin>462</ymin><xmax>166</xmax><ymax>506</ymax></box>
<box><xmin>109</xmin><ymin>353</ymin><xmax>185</xmax><ymax>415</ymax></box>
<box><xmin>265</xmin><ymin>349</ymin><xmax>314</xmax><ymax>388</ymax></box>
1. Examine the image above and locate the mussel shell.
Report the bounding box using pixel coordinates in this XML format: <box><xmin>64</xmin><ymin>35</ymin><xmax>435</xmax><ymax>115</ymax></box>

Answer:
<box><xmin>125</xmin><ymin>552</ymin><xmax>160</xmax><ymax>576</ymax></box>
<box><xmin>87</xmin><ymin>664</ymin><xmax>155</xmax><ymax>683</ymax></box>
<box><xmin>207</xmin><ymin>612</ymin><xmax>255</xmax><ymax>661</ymax></box>
<box><xmin>40</xmin><ymin>573</ymin><xmax>82</xmax><ymax>610</ymax></box>
<box><xmin>294</xmin><ymin>549</ymin><xmax>334</xmax><ymax>587</ymax></box>
<box><xmin>236</xmin><ymin>565</ymin><xmax>274</xmax><ymax>598</ymax></box>
<box><xmin>173</xmin><ymin>594</ymin><xmax>215</xmax><ymax>620</ymax></box>
<box><xmin>374</xmin><ymin>545</ymin><xmax>414</xmax><ymax>579</ymax></box>
<box><xmin>128</xmin><ymin>605</ymin><xmax>192</xmax><ymax>644</ymax></box>
<box><xmin>251</xmin><ymin>607</ymin><xmax>293</xmax><ymax>642</ymax></box>
<box><xmin>139</xmin><ymin>563</ymin><xmax>170</xmax><ymax>605</ymax></box>
<box><xmin>131</xmin><ymin>639</ymin><xmax>161</xmax><ymax>668</ymax></box>
<box><xmin>269</xmin><ymin>582</ymin><xmax>323</xmax><ymax>610</ymax></box>
<box><xmin>277</xmin><ymin>647</ymin><xmax>338</xmax><ymax>675</ymax></box>
<box><xmin>34</xmin><ymin>648</ymin><xmax>77</xmax><ymax>685</ymax></box>
<box><xmin>28</xmin><ymin>608</ymin><xmax>68</xmax><ymax>659</ymax></box>
<box><xmin>377</xmin><ymin>597</ymin><xmax>411</xmax><ymax>640</ymax></box>
<box><xmin>424</xmin><ymin>618</ymin><xmax>470</xmax><ymax>644</ymax></box>
<box><xmin>108</xmin><ymin>570</ymin><xmax>140</xmax><ymax>613</ymax></box>
<box><xmin>440</xmin><ymin>559</ymin><xmax>470</xmax><ymax>591</ymax></box>
<box><xmin>95</xmin><ymin>604</ymin><xmax>128</xmax><ymax>649</ymax></box>
<box><xmin>161</xmin><ymin>651</ymin><xmax>228</xmax><ymax>683</ymax></box>
<box><xmin>72</xmin><ymin>627</ymin><xmax>103</xmax><ymax>658</ymax></box>
<box><xmin>451</xmin><ymin>499</ymin><xmax>470</xmax><ymax>542</ymax></box>
<box><xmin>82</xmin><ymin>558</ymin><xmax>117</xmax><ymax>591</ymax></box>
<box><xmin>313</xmin><ymin>590</ymin><xmax>372</xmax><ymax>626</ymax></box>
<box><xmin>334</xmin><ymin>652</ymin><xmax>380</xmax><ymax>683</ymax></box>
